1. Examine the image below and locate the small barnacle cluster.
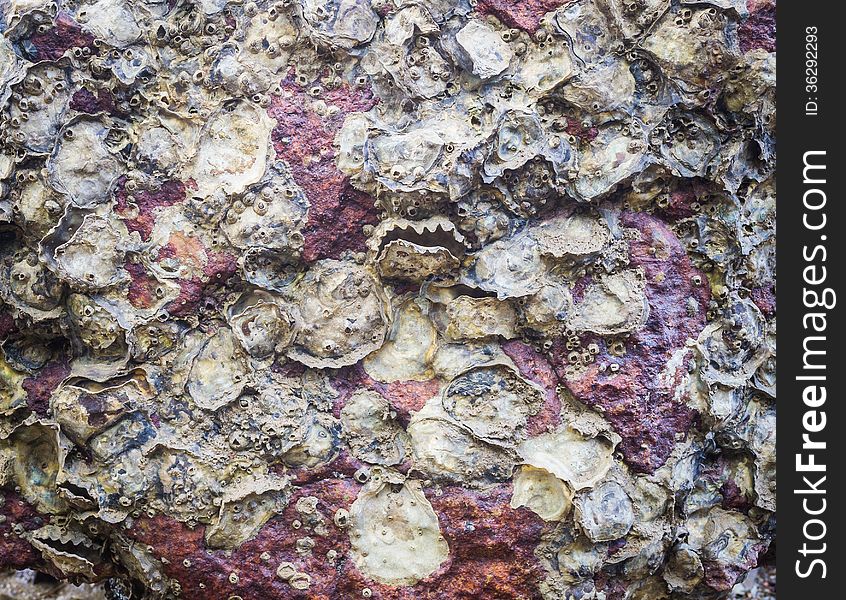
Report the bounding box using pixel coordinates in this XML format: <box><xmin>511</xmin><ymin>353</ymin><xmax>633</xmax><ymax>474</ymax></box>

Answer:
<box><xmin>1</xmin><ymin>0</ymin><xmax>775</xmax><ymax>598</ymax></box>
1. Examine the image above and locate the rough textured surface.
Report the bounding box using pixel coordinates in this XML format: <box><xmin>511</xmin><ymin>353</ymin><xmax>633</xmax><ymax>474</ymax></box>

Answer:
<box><xmin>477</xmin><ymin>0</ymin><xmax>571</xmax><ymax>33</ymax></box>
<box><xmin>739</xmin><ymin>1</ymin><xmax>777</xmax><ymax>53</ymax></box>
<box><xmin>268</xmin><ymin>76</ymin><xmax>380</xmax><ymax>262</ymax></box>
<box><xmin>1</xmin><ymin>0</ymin><xmax>775</xmax><ymax>599</ymax></box>
<box><xmin>553</xmin><ymin>212</ymin><xmax>708</xmax><ymax>472</ymax></box>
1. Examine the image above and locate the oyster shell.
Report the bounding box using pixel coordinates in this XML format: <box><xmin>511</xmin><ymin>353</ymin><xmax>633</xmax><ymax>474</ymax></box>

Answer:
<box><xmin>518</xmin><ymin>426</ymin><xmax>618</xmax><ymax>491</ymax></box>
<box><xmin>441</xmin><ymin>363</ymin><xmax>544</xmax><ymax>446</ymax></box>
<box><xmin>363</xmin><ymin>297</ymin><xmax>437</xmax><ymax>383</ymax></box>
<box><xmin>367</xmin><ymin>217</ymin><xmax>467</xmax><ymax>281</ymax></box>
<box><xmin>52</xmin><ymin>214</ymin><xmax>129</xmax><ymax>291</ymax></box>
<box><xmin>455</xmin><ymin>20</ymin><xmax>514</xmax><ymax>80</ymax></box>
<box><xmin>47</xmin><ymin>118</ymin><xmax>125</xmax><ymax>208</ymax></box>
<box><xmin>286</xmin><ymin>259</ymin><xmax>389</xmax><ymax>368</ymax></box>
<box><xmin>510</xmin><ymin>465</ymin><xmax>573</xmax><ymax>521</ymax></box>
<box><xmin>226</xmin><ymin>290</ymin><xmax>298</xmax><ymax>360</ymax></box>
<box><xmin>341</xmin><ymin>389</ymin><xmax>409</xmax><ymax>466</ymax></box>
<box><xmin>205</xmin><ymin>475</ymin><xmax>290</xmax><ymax>549</ymax></box>
<box><xmin>185</xmin><ymin>326</ymin><xmax>250</xmax><ymax>411</ymax></box>
<box><xmin>188</xmin><ymin>101</ymin><xmax>275</xmax><ymax>198</ymax></box>
<box><xmin>349</xmin><ymin>471</ymin><xmax>449</xmax><ymax>586</ymax></box>
<box><xmin>569</xmin><ymin>269</ymin><xmax>649</xmax><ymax>335</ymax></box>
<box><xmin>574</xmin><ymin>479</ymin><xmax>636</xmax><ymax>542</ymax></box>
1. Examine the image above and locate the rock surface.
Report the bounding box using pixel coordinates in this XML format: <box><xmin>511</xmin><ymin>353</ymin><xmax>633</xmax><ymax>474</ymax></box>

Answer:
<box><xmin>1</xmin><ymin>1</ymin><xmax>776</xmax><ymax>598</ymax></box>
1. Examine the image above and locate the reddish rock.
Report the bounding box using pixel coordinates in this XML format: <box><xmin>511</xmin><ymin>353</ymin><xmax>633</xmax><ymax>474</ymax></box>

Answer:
<box><xmin>750</xmin><ymin>285</ymin><xmax>776</xmax><ymax>318</ymax></box>
<box><xmin>477</xmin><ymin>0</ymin><xmax>571</xmax><ymax>34</ymax></box>
<box><xmin>328</xmin><ymin>483</ymin><xmax>546</xmax><ymax>600</ymax></box>
<box><xmin>384</xmin><ymin>379</ymin><xmax>443</xmax><ymax>421</ymax></box>
<box><xmin>703</xmin><ymin>540</ymin><xmax>767</xmax><ymax>591</ymax></box>
<box><xmin>595</xmin><ymin>573</ymin><xmax>628</xmax><ymax>600</ymax></box>
<box><xmin>0</xmin><ymin>492</ymin><xmax>47</xmax><ymax>571</ymax></box>
<box><xmin>430</xmin><ymin>484</ymin><xmax>543</xmax><ymax>564</ymax></box>
<box><xmin>0</xmin><ymin>311</ymin><xmax>17</xmax><ymax>340</ymax></box>
<box><xmin>328</xmin><ymin>365</ymin><xmax>440</xmax><ymax>424</ymax></box>
<box><xmin>654</xmin><ymin>180</ymin><xmax>712</xmax><ymax>222</ymax></box>
<box><xmin>126</xmin><ymin>477</ymin><xmax>361</xmax><ymax>600</ymax></box>
<box><xmin>26</xmin><ymin>12</ymin><xmax>94</xmax><ymax>61</ymax></box>
<box><xmin>570</xmin><ymin>274</ymin><xmax>593</xmax><ymax>303</ymax></box>
<box><xmin>738</xmin><ymin>3</ymin><xmax>776</xmax><ymax>53</ymax></box>
<box><xmin>115</xmin><ymin>179</ymin><xmax>187</xmax><ymax>242</ymax></box>
<box><xmin>564</xmin><ymin>119</ymin><xmax>599</xmax><ymax>143</ymax></box>
<box><xmin>125</xmin><ymin>468</ymin><xmax>546</xmax><ymax>599</ymax></box>
<box><xmin>695</xmin><ymin>454</ymin><xmax>756</xmax><ymax>513</ymax></box>
<box><xmin>125</xmin><ymin>261</ymin><xmax>159</xmax><ymax>310</ymax></box>
<box><xmin>553</xmin><ymin>212</ymin><xmax>709</xmax><ymax>473</ymax></box>
<box><xmin>720</xmin><ymin>479</ymin><xmax>753</xmax><ymax>512</ymax></box>
<box><xmin>153</xmin><ymin>233</ymin><xmax>238</xmax><ymax>318</ymax></box>
<box><xmin>164</xmin><ymin>280</ymin><xmax>206</xmax><ymax>318</ymax></box>
<box><xmin>22</xmin><ymin>358</ymin><xmax>70</xmax><ymax>417</ymax></box>
<box><xmin>328</xmin><ymin>364</ymin><xmax>375</xmax><ymax>418</ymax></box>
<box><xmin>501</xmin><ymin>340</ymin><xmax>562</xmax><ymax>435</ymax></box>
<box><xmin>156</xmin><ymin>233</ymin><xmax>205</xmax><ymax>268</ymax></box>
<box><xmin>267</xmin><ymin>74</ymin><xmax>379</xmax><ymax>262</ymax></box>
<box><xmin>202</xmin><ymin>250</ymin><xmax>239</xmax><ymax>283</ymax></box>
<box><xmin>69</xmin><ymin>88</ymin><xmax>117</xmax><ymax>115</ymax></box>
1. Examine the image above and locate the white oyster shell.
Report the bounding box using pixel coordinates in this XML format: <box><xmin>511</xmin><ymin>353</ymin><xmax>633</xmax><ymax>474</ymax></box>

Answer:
<box><xmin>349</xmin><ymin>472</ymin><xmax>449</xmax><ymax>586</ymax></box>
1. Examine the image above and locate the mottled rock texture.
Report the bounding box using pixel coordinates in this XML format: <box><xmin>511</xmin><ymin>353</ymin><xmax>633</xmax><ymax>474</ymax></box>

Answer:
<box><xmin>1</xmin><ymin>0</ymin><xmax>775</xmax><ymax>599</ymax></box>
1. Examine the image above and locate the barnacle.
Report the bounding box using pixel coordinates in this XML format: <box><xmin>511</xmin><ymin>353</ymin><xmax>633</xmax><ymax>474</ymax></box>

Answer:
<box><xmin>0</xmin><ymin>0</ymin><xmax>775</xmax><ymax>596</ymax></box>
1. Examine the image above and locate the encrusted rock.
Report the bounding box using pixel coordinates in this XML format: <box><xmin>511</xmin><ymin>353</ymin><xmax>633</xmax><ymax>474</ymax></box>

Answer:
<box><xmin>0</xmin><ymin>0</ymin><xmax>775</xmax><ymax>597</ymax></box>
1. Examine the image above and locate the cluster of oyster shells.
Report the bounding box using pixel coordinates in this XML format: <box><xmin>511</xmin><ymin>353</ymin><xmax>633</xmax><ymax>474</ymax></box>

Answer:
<box><xmin>1</xmin><ymin>0</ymin><xmax>775</xmax><ymax>598</ymax></box>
